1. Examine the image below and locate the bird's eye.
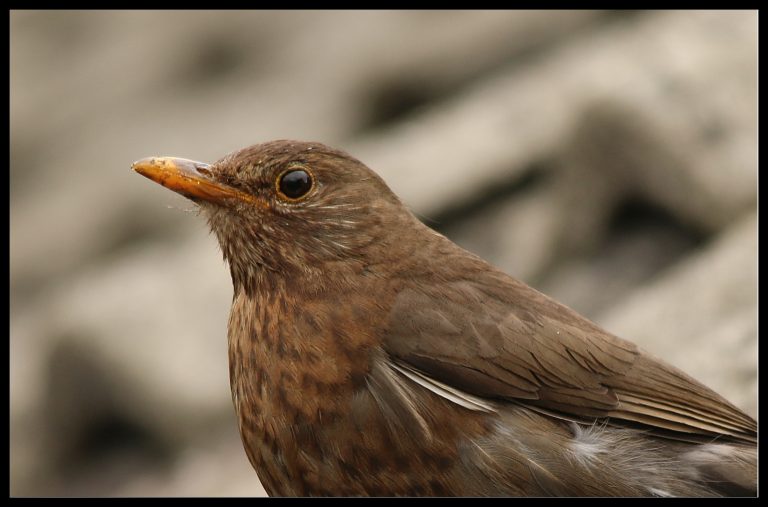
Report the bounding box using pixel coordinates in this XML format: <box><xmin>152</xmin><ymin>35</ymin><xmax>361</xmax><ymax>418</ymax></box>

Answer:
<box><xmin>277</xmin><ymin>168</ymin><xmax>314</xmax><ymax>201</ymax></box>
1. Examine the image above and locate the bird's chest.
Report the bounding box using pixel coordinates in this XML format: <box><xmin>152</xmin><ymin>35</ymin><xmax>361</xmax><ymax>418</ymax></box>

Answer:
<box><xmin>226</xmin><ymin>288</ymin><xmax>387</xmax><ymax>494</ymax></box>
<box><xmin>225</xmin><ymin>284</ymin><xmax>483</xmax><ymax>496</ymax></box>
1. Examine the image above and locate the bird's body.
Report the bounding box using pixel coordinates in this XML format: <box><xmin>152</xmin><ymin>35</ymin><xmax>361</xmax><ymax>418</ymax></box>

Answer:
<box><xmin>133</xmin><ymin>141</ymin><xmax>756</xmax><ymax>496</ymax></box>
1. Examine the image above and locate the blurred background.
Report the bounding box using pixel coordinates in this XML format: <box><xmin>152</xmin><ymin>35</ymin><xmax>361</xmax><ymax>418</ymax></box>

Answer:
<box><xmin>10</xmin><ymin>10</ymin><xmax>757</xmax><ymax>497</ymax></box>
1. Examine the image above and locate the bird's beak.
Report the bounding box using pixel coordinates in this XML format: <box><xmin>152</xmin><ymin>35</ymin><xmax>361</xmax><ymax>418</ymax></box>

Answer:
<box><xmin>132</xmin><ymin>157</ymin><xmax>263</xmax><ymax>207</ymax></box>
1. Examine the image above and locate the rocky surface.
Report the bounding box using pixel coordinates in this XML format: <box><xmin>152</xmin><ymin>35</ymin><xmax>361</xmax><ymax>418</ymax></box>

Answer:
<box><xmin>10</xmin><ymin>10</ymin><xmax>756</xmax><ymax>496</ymax></box>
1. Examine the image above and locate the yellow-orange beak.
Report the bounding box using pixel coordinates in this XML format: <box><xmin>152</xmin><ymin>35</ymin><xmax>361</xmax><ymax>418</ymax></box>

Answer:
<box><xmin>132</xmin><ymin>157</ymin><xmax>261</xmax><ymax>206</ymax></box>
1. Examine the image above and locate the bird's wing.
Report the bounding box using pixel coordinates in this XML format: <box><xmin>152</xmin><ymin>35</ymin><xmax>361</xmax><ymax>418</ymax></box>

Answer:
<box><xmin>382</xmin><ymin>270</ymin><xmax>756</xmax><ymax>443</ymax></box>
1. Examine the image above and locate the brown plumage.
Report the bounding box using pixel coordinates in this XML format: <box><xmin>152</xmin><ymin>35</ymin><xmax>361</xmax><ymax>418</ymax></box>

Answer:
<box><xmin>133</xmin><ymin>140</ymin><xmax>756</xmax><ymax>497</ymax></box>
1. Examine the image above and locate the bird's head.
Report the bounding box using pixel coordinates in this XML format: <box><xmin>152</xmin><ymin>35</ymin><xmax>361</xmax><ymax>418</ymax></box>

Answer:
<box><xmin>133</xmin><ymin>140</ymin><xmax>418</xmax><ymax>293</ymax></box>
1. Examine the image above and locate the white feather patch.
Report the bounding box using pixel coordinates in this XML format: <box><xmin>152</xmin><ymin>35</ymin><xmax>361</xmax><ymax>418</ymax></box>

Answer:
<box><xmin>648</xmin><ymin>487</ymin><xmax>673</xmax><ymax>497</ymax></box>
<box><xmin>390</xmin><ymin>361</ymin><xmax>496</xmax><ymax>412</ymax></box>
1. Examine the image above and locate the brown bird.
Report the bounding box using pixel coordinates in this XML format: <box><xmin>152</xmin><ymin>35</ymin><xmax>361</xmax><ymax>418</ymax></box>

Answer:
<box><xmin>133</xmin><ymin>140</ymin><xmax>756</xmax><ymax>497</ymax></box>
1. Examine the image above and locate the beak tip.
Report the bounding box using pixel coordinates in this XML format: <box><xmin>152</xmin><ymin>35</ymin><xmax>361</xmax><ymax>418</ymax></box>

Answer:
<box><xmin>132</xmin><ymin>157</ymin><xmax>159</xmax><ymax>176</ymax></box>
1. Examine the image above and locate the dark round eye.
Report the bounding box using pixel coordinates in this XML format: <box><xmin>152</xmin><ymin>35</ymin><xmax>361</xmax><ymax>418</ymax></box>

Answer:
<box><xmin>277</xmin><ymin>169</ymin><xmax>313</xmax><ymax>200</ymax></box>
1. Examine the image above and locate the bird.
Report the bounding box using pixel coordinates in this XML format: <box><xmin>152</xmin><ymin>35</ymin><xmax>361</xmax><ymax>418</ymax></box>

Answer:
<box><xmin>132</xmin><ymin>140</ymin><xmax>756</xmax><ymax>497</ymax></box>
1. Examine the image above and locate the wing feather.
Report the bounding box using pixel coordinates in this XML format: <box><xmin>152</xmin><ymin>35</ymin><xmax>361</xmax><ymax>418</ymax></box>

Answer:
<box><xmin>383</xmin><ymin>271</ymin><xmax>756</xmax><ymax>444</ymax></box>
